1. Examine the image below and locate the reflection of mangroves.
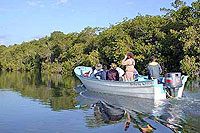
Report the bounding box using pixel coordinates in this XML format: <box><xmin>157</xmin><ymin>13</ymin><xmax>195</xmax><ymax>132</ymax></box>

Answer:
<box><xmin>0</xmin><ymin>72</ymin><xmax>81</xmax><ymax>111</ymax></box>
<box><xmin>185</xmin><ymin>78</ymin><xmax>200</xmax><ymax>92</ymax></box>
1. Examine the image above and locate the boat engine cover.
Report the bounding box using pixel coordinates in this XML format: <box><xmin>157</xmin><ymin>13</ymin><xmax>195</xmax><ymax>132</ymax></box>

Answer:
<box><xmin>165</xmin><ymin>72</ymin><xmax>182</xmax><ymax>88</ymax></box>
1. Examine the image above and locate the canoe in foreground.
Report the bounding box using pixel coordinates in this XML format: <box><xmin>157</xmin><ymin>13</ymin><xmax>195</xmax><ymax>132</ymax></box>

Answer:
<box><xmin>74</xmin><ymin>66</ymin><xmax>188</xmax><ymax>100</ymax></box>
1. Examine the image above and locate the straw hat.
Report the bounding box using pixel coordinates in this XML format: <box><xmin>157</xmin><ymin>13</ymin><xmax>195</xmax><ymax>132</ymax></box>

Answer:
<box><xmin>95</xmin><ymin>64</ymin><xmax>102</xmax><ymax>70</ymax></box>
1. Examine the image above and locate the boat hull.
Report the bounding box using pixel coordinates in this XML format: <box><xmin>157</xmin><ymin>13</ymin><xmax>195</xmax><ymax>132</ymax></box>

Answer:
<box><xmin>77</xmin><ymin>75</ymin><xmax>155</xmax><ymax>99</ymax></box>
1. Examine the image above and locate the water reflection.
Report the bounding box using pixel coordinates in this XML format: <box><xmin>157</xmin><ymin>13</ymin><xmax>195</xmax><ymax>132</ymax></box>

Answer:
<box><xmin>74</xmin><ymin>83</ymin><xmax>200</xmax><ymax>133</ymax></box>
<box><xmin>0</xmin><ymin>71</ymin><xmax>199</xmax><ymax>132</ymax></box>
<box><xmin>0</xmin><ymin>71</ymin><xmax>81</xmax><ymax>111</ymax></box>
<box><xmin>75</xmin><ymin>87</ymin><xmax>166</xmax><ymax>132</ymax></box>
<box><xmin>185</xmin><ymin>78</ymin><xmax>200</xmax><ymax>92</ymax></box>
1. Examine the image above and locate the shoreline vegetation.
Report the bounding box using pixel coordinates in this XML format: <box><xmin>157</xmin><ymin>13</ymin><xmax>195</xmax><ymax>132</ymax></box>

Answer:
<box><xmin>0</xmin><ymin>0</ymin><xmax>199</xmax><ymax>78</ymax></box>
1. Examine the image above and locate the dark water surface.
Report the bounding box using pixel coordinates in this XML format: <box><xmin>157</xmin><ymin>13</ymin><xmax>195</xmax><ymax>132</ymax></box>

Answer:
<box><xmin>0</xmin><ymin>72</ymin><xmax>199</xmax><ymax>133</ymax></box>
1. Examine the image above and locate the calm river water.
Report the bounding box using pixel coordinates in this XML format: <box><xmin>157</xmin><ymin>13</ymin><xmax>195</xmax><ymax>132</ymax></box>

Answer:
<box><xmin>0</xmin><ymin>72</ymin><xmax>199</xmax><ymax>133</ymax></box>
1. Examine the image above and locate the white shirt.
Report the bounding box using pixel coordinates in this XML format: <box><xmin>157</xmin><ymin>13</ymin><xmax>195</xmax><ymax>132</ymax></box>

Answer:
<box><xmin>116</xmin><ymin>67</ymin><xmax>125</xmax><ymax>77</ymax></box>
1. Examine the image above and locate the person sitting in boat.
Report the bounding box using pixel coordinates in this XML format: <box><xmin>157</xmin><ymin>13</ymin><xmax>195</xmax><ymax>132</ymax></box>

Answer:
<box><xmin>94</xmin><ymin>65</ymin><xmax>108</xmax><ymax>80</ymax></box>
<box><xmin>107</xmin><ymin>63</ymin><xmax>119</xmax><ymax>81</ymax></box>
<box><xmin>147</xmin><ymin>56</ymin><xmax>162</xmax><ymax>82</ymax></box>
<box><xmin>89</xmin><ymin>64</ymin><xmax>103</xmax><ymax>79</ymax></box>
<box><xmin>122</xmin><ymin>52</ymin><xmax>135</xmax><ymax>81</ymax></box>
<box><xmin>116</xmin><ymin>66</ymin><xmax>124</xmax><ymax>81</ymax></box>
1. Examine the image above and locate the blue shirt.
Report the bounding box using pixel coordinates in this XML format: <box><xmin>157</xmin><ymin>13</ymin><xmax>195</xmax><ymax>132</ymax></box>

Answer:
<box><xmin>95</xmin><ymin>70</ymin><xmax>107</xmax><ymax>80</ymax></box>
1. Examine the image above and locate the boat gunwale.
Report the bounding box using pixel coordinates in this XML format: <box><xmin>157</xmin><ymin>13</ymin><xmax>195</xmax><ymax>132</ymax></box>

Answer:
<box><xmin>76</xmin><ymin>74</ymin><xmax>154</xmax><ymax>84</ymax></box>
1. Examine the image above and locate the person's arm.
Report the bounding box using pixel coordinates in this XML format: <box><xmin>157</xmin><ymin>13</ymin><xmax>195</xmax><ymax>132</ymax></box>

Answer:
<box><xmin>132</xmin><ymin>59</ymin><xmax>135</xmax><ymax>66</ymax></box>
<box><xmin>122</xmin><ymin>55</ymin><xmax>128</xmax><ymax>65</ymax></box>
<box><xmin>106</xmin><ymin>71</ymin><xmax>109</xmax><ymax>80</ymax></box>
<box><xmin>116</xmin><ymin>71</ymin><xmax>119</xmax><ymax>81</ymax></box>
<box><xmin>103</xmin><ymin>71</ymin><xmax>107</xmax><ymax>80</ymax></box>
<box><xmin>147</xmin><ymin>65</ymin><xmax>154</xmax><ymax>79</ymax></box>
<box><xmin>158</xmin><ymin>64</ymin><xmax>162</xmax><ymax>74</ymax></box>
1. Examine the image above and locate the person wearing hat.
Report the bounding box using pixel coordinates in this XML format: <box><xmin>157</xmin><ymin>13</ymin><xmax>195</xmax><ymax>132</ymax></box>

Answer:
<box><xmin>92</xmin><ymin>64</ymin><xmax>102</xmax><ymax>74</ymax></box>
<box><xmin>122</xmin><ymin>52</ymin><xmax>135</xmax><ymax>81</ymax></box>
<box><xmin>94</xmin><ymin>65</ymin><xmax>108</xmax><ymax>80</ymax></box>
<box><xmin>147</xmin><ymin>56</ymin><xmax>162</xmax><ymax>82</ymax></box>
<box><xmin>106</xmin><ymin>63</ymin><xmax>119</xmax><ymax>81</ymax></box>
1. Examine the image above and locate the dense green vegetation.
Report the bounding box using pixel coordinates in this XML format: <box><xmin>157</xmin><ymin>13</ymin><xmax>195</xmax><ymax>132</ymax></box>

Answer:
<box><xmin>0</xmin><ymin>0</ymin><xmax>199</xmax><ymax>77</ymax></box>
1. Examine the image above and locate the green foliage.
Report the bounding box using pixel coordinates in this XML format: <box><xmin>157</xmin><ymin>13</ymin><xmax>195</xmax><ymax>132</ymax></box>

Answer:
<box><xmin>180</xmin><ymin>55</ymin><xmax>199</xmax><ymax>77</ymax></box>
<box><xmin>0</xmin><ymin>0</ymin><xmax>199</xmax><ymax>77</ymax></box>
<box><xmin>88</xmin><ymin>50</ymin><xmax>100</xmax><ymax>66</ymax></box>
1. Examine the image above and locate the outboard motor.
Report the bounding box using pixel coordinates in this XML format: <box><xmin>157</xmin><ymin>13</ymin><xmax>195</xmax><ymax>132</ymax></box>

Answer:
<box><xmin>165</xmin><ymin>72</ymin><xmax>182</xmax><ymax>97</ymax></box>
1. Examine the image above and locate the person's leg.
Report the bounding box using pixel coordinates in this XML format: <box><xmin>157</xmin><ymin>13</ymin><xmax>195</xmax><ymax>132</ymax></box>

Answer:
<box><xmin>123</xmin><ymin>74</ymin><xmax>128</xmax><ymax>81</ymax></box>
<box><xmin>130</xmin><ymin>73</ymin><xmax>134</xmax><ymax>81</ymax></box>
<box><xmin>126</xmin><ymin>72</ymin><xmax>134</xmax><ymax>81</ymax></box>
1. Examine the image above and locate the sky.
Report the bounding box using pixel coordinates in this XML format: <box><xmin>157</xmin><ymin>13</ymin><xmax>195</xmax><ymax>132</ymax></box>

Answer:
<box><xmin>0</xmin><ymin>0</ymin><xmax>195</xmax><ymax>46</ymax></box>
